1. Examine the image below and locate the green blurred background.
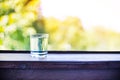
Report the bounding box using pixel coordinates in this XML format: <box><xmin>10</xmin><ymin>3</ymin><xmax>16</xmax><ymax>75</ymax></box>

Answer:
<box><xmin>1</xmin><ymin>0</ymin><xmax>120</xmax><ymax>51</ymax></box>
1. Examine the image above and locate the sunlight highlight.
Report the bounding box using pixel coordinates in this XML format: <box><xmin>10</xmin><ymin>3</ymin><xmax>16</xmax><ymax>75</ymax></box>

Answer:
<box><xmin>41</xmin><ymin>0</ymin><xmax>120</xmax><ymax>32</ymax></box>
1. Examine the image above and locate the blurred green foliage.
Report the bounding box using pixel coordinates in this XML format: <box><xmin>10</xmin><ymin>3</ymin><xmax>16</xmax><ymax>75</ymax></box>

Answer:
<box><xmin>1</xmin><ymin>0</ymin><xmax>120</xmax><ymax>51</ymax></box>
<box><xmin>43</xmin><ymin>16</ymin><xmax>87</xmax><ymax>50</ymax></box>
<box><xmin>0</xmin><ymin>0</ymin><xmax>44</xmax><ymax>50</ymax></box>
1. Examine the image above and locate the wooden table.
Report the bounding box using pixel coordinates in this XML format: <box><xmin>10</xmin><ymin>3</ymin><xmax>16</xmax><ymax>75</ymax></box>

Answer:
<box><xmin>0</xmin><ymin>52</ymin><xmax>120</xmax><ymax>80</ymax></box>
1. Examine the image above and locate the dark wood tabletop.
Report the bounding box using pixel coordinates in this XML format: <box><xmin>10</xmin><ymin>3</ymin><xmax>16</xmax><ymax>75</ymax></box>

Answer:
<box><xmin>0</xmin><ymin>52</ymin><xmax>120</xmax><ymax>80</ymax></box>
<box><xmin>0</xmin><ymin>53</ymin><xmax>120</xmax><ymax>61</ymax></box>
<box><xmin>0</xmin><ymin>53</ymin><xmax>120</xmax><ymax>69</ymax></box>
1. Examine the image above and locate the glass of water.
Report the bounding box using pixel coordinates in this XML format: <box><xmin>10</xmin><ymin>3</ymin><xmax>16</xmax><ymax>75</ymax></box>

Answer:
<box><xmin>30</xmin><ymin>33</ymin><xmax>49</xmax><ymax>58</ymax></box>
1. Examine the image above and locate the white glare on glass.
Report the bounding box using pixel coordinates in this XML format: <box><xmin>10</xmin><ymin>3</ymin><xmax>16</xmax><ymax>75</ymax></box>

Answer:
<box><xmin>30</xmin><ymin>34</ymin><xmax>49</xmax><ymax>58</ymax></box>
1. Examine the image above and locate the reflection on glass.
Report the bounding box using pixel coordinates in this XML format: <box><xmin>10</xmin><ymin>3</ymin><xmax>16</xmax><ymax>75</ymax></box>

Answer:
<box><xmin>30</xmin><ymin>33</ymin><xmax>48</xmax><ymax>58</ymax></box>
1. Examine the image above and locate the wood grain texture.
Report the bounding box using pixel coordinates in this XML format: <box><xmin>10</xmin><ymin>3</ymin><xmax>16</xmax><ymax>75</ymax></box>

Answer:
<box><xmin>0</xmin><ymin>69</ymin><xmax>120</xmax><ymax>80</ymax></box>
<box><xmin>0</xmin><ymin>53</ymin><xmax>120</xmax><ymax>80</ymax></box>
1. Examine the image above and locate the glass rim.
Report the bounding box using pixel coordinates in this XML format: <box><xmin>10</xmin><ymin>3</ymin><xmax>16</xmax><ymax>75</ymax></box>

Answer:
<box><xmin>30</xmin><ymin>33</ymin><xmax>49</xmax><ymax>38</ymax></box>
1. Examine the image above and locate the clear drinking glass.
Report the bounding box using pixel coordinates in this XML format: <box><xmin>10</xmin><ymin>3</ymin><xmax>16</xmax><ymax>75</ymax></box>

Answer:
<box><xmin>30</xmin><ymin>33</ymin><xmax>49</xmax><ymax>58</ymax></box>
